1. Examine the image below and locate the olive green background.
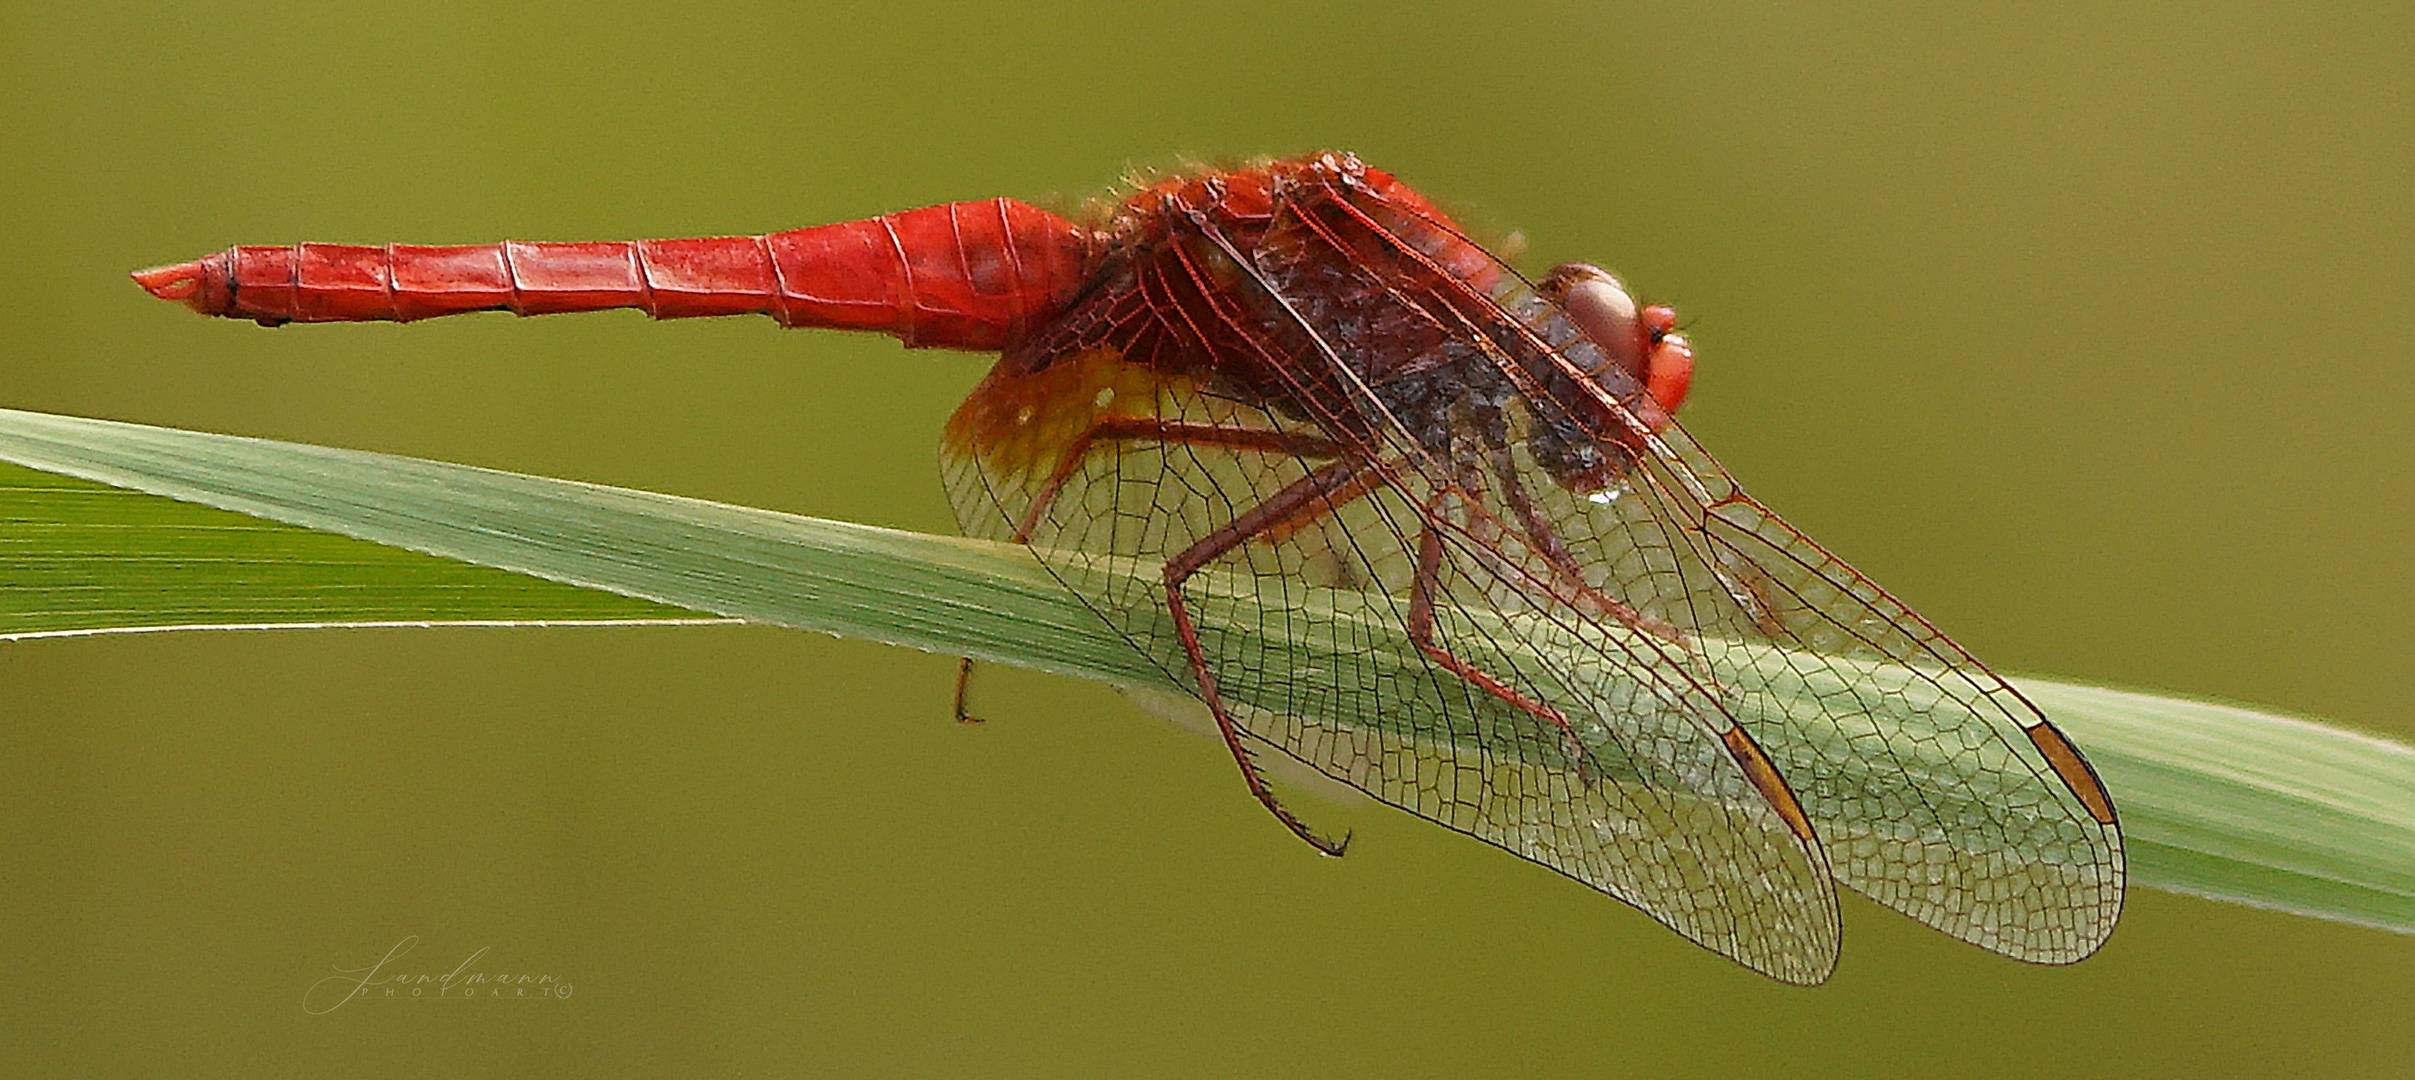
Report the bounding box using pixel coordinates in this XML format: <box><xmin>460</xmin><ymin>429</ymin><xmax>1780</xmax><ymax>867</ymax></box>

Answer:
<box><xmin>3</xmin><ymin>1</ymin><xmax>2409</xmax><ymax>1075</ymax></box>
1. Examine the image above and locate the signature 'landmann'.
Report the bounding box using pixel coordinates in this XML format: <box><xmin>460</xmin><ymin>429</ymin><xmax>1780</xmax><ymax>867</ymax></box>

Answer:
<box><xmin>303</xmin><ymin>936</ymin><xmax>572</xmax><ymax>1014</ymax></box>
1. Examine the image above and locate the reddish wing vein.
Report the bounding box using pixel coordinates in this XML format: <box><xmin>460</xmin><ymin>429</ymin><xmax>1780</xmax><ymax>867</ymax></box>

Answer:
<box><xmin>1290</xmin><ymin>169</ymin><xmax>2124</xmax><ymax>964</ymax></box>
<box><xmin>941</xmin><ymin>172</ymin><xmax>1845</xmax><ymax>984</ymax></box>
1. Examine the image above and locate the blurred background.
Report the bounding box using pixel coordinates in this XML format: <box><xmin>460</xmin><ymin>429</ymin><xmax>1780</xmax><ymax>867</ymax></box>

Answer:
<box><xmin>2</xmin><ymin>1</ymin><xmax>2408</xmax><ymax>1075</ymax></box>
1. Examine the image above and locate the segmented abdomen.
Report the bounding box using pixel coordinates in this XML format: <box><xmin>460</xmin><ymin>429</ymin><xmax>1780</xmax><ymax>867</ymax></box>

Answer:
<box><xmin>132</xmin><ymin>198</ymin><xmax>1097</xmax><ymax>352</ymax></box>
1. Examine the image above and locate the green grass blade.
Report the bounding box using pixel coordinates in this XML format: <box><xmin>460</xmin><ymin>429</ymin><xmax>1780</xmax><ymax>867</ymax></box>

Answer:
<box><xmin>0</xmin><ymin>459</ymin><xmax>727</xmax><ymax>637</ymax></box>
<box><xmin>1</xmin><ymin>406</ymin><xmax>2408</xmax><ymax>938</ymax></box>
<box><xmin>0</xmin><ymin>407</ymin><xmax>1143</xmax><ymax>678</ymax></box>
<box><xmin>2018</xmin><ymin>680</ymin><xmax>2415</xmax><ymax>934</ymax></box>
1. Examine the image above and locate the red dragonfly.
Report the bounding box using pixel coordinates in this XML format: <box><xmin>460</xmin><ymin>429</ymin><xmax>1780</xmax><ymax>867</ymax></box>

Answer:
<box><xmin>133</xmin><ymin>151</ymin><xmax>2122</xmax><ymax>983</ymax></box>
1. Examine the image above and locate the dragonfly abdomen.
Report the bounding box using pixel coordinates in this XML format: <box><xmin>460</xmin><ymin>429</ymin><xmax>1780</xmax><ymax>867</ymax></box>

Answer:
<box><xmin>131</xmin><ymin>198</ymin><xmax>1098</xmax><ymax>351</ymax></box>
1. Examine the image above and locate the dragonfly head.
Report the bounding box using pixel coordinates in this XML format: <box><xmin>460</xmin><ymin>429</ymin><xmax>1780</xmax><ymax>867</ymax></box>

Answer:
<box><xmin>1539</xmin><ymin>263</ymin><xmax>1693</xmax><ymax>421</ymax></box>
<box><xmin>1526</xmin><ymin>263</ymin><xmax>1696</xmax><ymax>494</ymax></box>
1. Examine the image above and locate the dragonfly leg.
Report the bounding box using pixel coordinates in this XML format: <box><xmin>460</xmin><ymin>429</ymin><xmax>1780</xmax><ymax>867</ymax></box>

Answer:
<box><xmin>952</xmin><ymin>657</ymin><xmax>984</xmax><ymax>724</ymax></box>
<box><xmin>1483</xmin><ymin>455</ymin><xmax>1808</xmax><ymax>829</ymax></box>
<box><xmin>1709</xmin><ymin>537</ymin><xmax>1792</xmax><ymax>640</ymax></box>
<box><xmin>1406</xmin><ymin>499</ymin><xmax>1598</xmax><ymax>783</ymax></box>
<box><xmin>1488</xmin><ymin>448</ymin><xmax>1689</xmax><ymax>645</ymax></box>
<box><xmin>954</xmin><ymin>417</ymin><xmax>1344</xmax><ymax>726</ymax></box>
<box><xmin>1161</xmin><ymin>456</ymin><xmax>1382</xmax><ymax>858</ymax></box>
<box><xmin>1479</xmin><ymin>443</ymin><xmax>1748</xmax><ymax>697</ymax></box>
<box><xmin>1014</xmin><ymin>416</ymin><xmax>1343</xmax><ymax>539</ymax></box>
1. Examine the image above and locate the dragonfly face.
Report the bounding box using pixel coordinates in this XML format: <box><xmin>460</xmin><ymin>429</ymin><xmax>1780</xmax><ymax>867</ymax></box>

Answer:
<box><xmin>1539</xmin><ymin>263</ymin><xmax>1694</xmax><ymax>425</ymax></box>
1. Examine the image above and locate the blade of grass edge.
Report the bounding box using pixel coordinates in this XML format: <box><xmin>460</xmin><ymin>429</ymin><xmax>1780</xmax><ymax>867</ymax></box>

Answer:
<box><xmin>1</xmin><ymin>406</ymin><xmax>2408</xmax><ymax>939</ymax></box>
<box><xmin>0</xmin><ymin>460</ymin><xmax>732</xmax><ymax>637</ymax></box>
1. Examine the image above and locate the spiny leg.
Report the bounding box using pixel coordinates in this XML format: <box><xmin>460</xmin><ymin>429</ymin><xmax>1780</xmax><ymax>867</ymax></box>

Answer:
<box><xmin>1161</xmin><ymin>455</ymin><xmax>1382</xmax><ymax>857</ymax></box>
<box><xmin>1405</xmin><ymin>495</ymin><xmax>1599</xmax><ymax>782</ymax></box>
<box><xmin>952</xmin><ymin>657</ymin><xmax>983</xmax><ymax>724</ymax></box>
<box><xmin>1012</xmin><ymin>417</ymin><xmax>1345</xmax><ymax>541</ymax></box>
<box><xmin>1484</xmin><ymin>440</ymin><xmax>1812</xmax><ymax>835</ymax></box>
<box><xmin>952</xmin><ymin>416</ymin><xmax>1345</xmax><ymax>724</ymax></box>
<box><xmin>1483</xmin><ymin>443</ymin><xmax>1738</xmax><ymax>703</ymax></box>
<box><xmin>1488</xmin><ymin>443</ymin><xmax>1688</xmax><ymax>645</ymax></box>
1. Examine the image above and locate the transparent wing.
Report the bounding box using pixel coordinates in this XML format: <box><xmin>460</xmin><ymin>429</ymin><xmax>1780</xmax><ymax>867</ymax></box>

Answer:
<box><xmin>1288</xmin><ymin>169</ymin><xmax>2125</xmax><ymax>964</ymax></box>
<box><xmin>939</xmin><ymin>244</ymin><xmax>1842</xmax><ymax>983</ymax></box>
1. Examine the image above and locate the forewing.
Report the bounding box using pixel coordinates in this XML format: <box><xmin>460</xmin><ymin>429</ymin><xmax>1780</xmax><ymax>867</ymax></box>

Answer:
<box><xmin>939</xmin><ymin>231</ymin><xmax>1842</xmax><ymax>983</ymax></box>
<box><xmin>1615</xmin><ymin>425</ymin><xmax>2123</xmax><ymax>962</ymax></box>
<box><xmin>1307</xmin><ymin>176</ymin><xmax>2125</xmax><ymax>963</ymax></box>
